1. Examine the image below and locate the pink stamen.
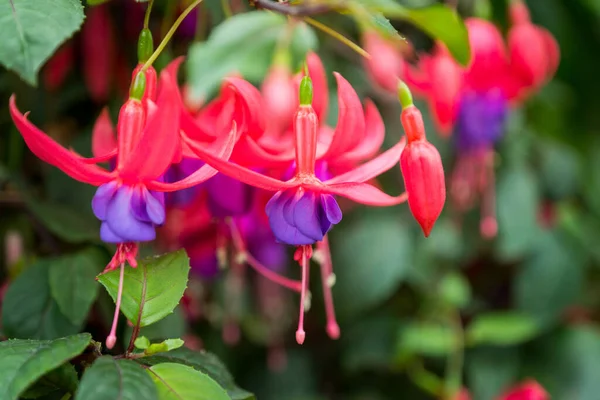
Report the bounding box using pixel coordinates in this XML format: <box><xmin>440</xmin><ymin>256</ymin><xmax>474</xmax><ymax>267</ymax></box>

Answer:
<box><xmin>480</xmin><ymin>150</ymin><xmax>498</xmax><ymax>238</ymax></box>
<box><xmin>317</xmin><ymin>236</ymin><xmax>340</xmax><ymax>339</ymax></box>
<box><xmin>296</xmin><ymin>245</ymin><xmax>311</xmax><ymax>345</ymax></box>
<box><xmin>227</xmin><ymin>219</ymin><xmax>303</xmax><ymax>292</ymax></box>
<box><xmin>106</xmin><ymin>262</ymin><xmax>125</xmax><ymax>349</ymax></box>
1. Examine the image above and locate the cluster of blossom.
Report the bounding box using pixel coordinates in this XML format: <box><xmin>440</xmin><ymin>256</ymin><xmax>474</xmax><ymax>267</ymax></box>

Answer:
<box><xmin>363</xmin><ymin>0</ymin><xmax>559</xmax><ymax>238</ymax></box>
<box><xmin>10</xmin><ymin>20</ymin><xmax>446</xmax><ymax>347</ymax></box>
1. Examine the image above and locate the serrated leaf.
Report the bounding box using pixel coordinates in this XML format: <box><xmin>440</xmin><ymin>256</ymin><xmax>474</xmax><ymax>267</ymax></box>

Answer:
<box><xmin>97</xmin><ymin>250</ymin><xmax>190</xmax><ymax>327</ymax></box>
<box><xmin>148</xmin><ymin>363</ymin><xmax>230</xmax><ymax>400</ymax></box>
<box><xmin>75</xmin><ymin>356</ymin><xmax>158</xmax><ymax>400</ymax></box>
<box><xmin>187</xmin><ymin>11</ymin><xmax>318</xmax><ymax>100</ymax></box>
<box><xmin>136</xmin><ymin>348</ymin><xmax>254</xmax><ymax>400</ymax></box>
<box><xmin>0</xmin><ymin>0</ymin><xmax>85</xmax><ymax>85</ymax></box>
<box><xmin>0</xmin><ymin>333</ymin><xmax>91</xmax><ymax>400</ymax></box>
<box><xmin>466</xmin><ymin>312</ymin><xmax>539</xmax><ymax>346</ymax></box>
<box><xmin>2</xmin><ymin>261</ymin><xmax>80</xmax><ymax>339</ymax></box>
<box><xmin>49</xmin><ymin>248</ymin><xmax>103</xmax><ymax>326</ymax></box>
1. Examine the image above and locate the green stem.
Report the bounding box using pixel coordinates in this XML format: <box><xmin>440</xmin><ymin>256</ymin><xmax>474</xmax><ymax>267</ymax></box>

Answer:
<box><xmin>221</xmin><ymin>0</ymin><xmax>233</xmax><ymax>18</ymax></box>
<box><xmin>143</xmin><ymin>0</ymin><xmax>154</xmax><ymax>29</ymax></box>
<box><xmin>304</xmin><ymin>17</ymin><xmax>370</xmax><ymax>59</ymax></box>
<box><xmin>444</xmin><ymin>309</ymin><xmax>465</xmax><ymax>399</ymax></box>
<box><xmin>407</xmin><ymin>359</ymin><xmax>444</xmax><ymax>397</ymax></box>
<box><xmin>142</xmin><ymin>0</ymin><xmax>204</xmax><ymax>72</ymax></box>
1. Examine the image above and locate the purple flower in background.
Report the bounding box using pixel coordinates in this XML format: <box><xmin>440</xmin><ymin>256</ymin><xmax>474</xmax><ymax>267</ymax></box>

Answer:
<box><xmin>205</xmin><ymin>173</ymin><xmax>255</xmax><ymax>218</ymax></box>
<box><xmin>454</xmin><ymin>90</ymin><xmax>509</xmax><ymax>152</ymax></box>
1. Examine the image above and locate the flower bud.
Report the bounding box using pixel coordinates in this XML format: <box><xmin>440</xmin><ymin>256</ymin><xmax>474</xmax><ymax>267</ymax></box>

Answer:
<box><xmin>400</xmin><ymin>106</ymin><xmax>446</xmax><ymax>237</ymax></box>
<box><xmin>261</xmin><ymin>65</ymin><xmax>297</xmax><ymax>133</ymax></box>
<box><xmin>362</xmin><ymin>30</ymin><xmax>405</xmax><ymax>93</ymax></box>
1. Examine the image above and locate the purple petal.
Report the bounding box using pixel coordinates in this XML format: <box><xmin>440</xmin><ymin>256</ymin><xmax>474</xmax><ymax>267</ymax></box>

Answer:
<box><xmin>266</xmin><ymin>190</ymin><xmax>314</xmax><ymax>245</ymax></box>
<box><xmin>106</xmin><ymin>186</ymin><xmax>156</xmax><ymax>242</ymax></box>
<box><xmin>293</xmin><ymin>191</ymin><xmax>325</xmax><ymax>242</ymax></box>
<box><xmin>145</xmin><ymin>188</ymin><xmax>166</xmax><ymax>225</ymax></box>
<box><xmin>206</xmin><ymin>173</ymin><xmax>254</xmax><ymax>217</ymax></box>
<box><xmin>322</xmin><ymin>194</ymin><xmax>343</xmax><ymax>224</ymax></box>
<box><xmin>100</xmin><ymin>222</ymin><xmax>125</xmax><ymax>243</ymax></box>
<box><xmin>92</xmin><ymin>181</ymin><xmax>118</xmax><ymax>220</ymax></box>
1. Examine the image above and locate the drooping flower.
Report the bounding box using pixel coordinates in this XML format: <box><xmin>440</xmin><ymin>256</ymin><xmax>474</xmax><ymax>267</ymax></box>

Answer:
<box><xmin>182</xmin><ymin>69</ymin><xmax>435</xmax><ymax>344</ymax></box>
<box><xmin>10</xmin><ymin>65</ymin><xmax>237</xmax><ymax>348</ymax></box>
<box><xmin>498</xmin><ymin>380</ymin><xmax>548</xmax><ymax>400</ymax></box>
<box><xmin>395</xmin><ymin>4</ymin><xmax>559</xmax><ymax>237</ymax></box>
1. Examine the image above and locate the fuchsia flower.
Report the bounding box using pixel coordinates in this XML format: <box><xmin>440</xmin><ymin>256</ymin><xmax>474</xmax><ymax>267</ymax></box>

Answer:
<box><xmin>9</xmin><ymin>59</ymin><xmax>237</xmax><ymax>348</ymax></box>
<box><xmin>180</xmin><ymin>59</ymin><xmax>447</xmax><ymax>343</ymax></box>
<box><xmin>366</xmin><ymin>1</ymin><xmax>559</xmax><ymax>237</ymax></box>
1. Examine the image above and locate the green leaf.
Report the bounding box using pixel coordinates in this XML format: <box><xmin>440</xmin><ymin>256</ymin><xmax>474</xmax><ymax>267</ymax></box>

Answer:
<box><xmin>466</xmin><ymin>312</ymin><xmax>539</xmax><ymax>346</ymax></box>
<box><xmin>466</xmin><ymin>346</ymin><xmax>520</xmax><ymax>400</ymax></box>
<box><xmin>23</xmin><ymin>195</ymin><xmax>100</xmax><ymax>243</ymax></box>
<box><xmin>439</xmin><ymin>273</ymin><xmax>471</xmax><ymax>309</ymax></box>
<box><xmin>148</xmin><ymin>363</ymin><xmax>230</xmax><ymax>400</ymax></box>
<box><xmin>75</xmin><ymin>356</ymin><xmax>158</xmax><ymax>400</ymax></box>
<box><xmin>496</xmin><ymin>165</ymin><xmax>541</xmax><ymax>260</ymax></box>
<box><xmin>136</xmin><ymin>348</ymin><xmax>254</xmax><ymax>400</ymax></box>
<box><xmin>187</xmin><ymin>11</ymin><xmax>318</xmax><ymax>100</ymax></box>
<box><xmin>0</xmin><ymin>0</ymin><xmax>84</xmax><ymax>85</ymax></box>
<box><xmin>21</xmin><ymin>363</ymin><xmax>79</xmax><ymax>399</ymax></box>
<box><xmin>3</xmin><ymin>261</ymin><xmax>80</xmax><ymax>339</ymax></box>
<box><xmin>514</xmin><ymin>230</ymin><xmax>584</xmax><ymax>327</ymax></box>
<box><xmin>97</xmin><ymin>250</ymin><xmax>190</xmax><ymax>327</ymax></box>
<box><xmin>396</xmin><ymin>322</ymin><xmax>456</xmax><ymax>357</ymax></box>
<box><xmin>0</xmin><ymin>333</ymin><xmax>91</xmax><ymax>400</ymax></box>
<box><xmin>331</xmin><ymin>210</ymin><xmax>413</xmax><ymax>320</ymax></box>
<box><xmin>49</xmin><ymin>248</ymin><xmax>103</xmax><ymax>326</ymax></box>
<box><xmin>341</xmin><ymin>315</ymin><xmax>401</xmax><ymax>372</ymax></box>
<box><xmin>135</xmin><ymin>337</ymin><xmax>151</xmax><ymax>350</ymax></box>
<box><xmin>145</xmin><ymin>339</ymin><xmax>185</xmax><ymax>356</ymax></box>
<box><xmin>521</xmin><ymin>326</ymin><xmax>600</xmax><ymax>399</ymax></box>
<box><xmin>403</xmin><ymin>5</ymin><xmax>470</xmax><ymax>65</ymax></box>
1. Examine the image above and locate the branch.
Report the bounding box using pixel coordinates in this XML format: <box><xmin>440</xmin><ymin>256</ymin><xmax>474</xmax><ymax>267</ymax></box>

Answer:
<box><xmin>252</xmin><ymin>0</ymin><xmax>334</xmax><ymax>16</ymax></box>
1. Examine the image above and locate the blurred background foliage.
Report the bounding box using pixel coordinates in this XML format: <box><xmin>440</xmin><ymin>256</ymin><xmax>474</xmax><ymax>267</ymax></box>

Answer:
<box><xmin>1</xmin><ymin>0</ymin><xmax>600</xmax><ymax>399</ymax></box>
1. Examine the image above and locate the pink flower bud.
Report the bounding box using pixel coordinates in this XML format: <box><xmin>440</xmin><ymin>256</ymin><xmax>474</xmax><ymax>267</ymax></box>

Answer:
<box><xmin>362</xmin><ymin>30</ymin><xmax>405</xmax><ymax>93</ymax></box>
<box><xmin>508</xmin><ymin>13</ymin><xmax>560</xmax><ymax>90</ymax></box>
<box><xmin>261</xmin><ymin>66</ymin><xmax>297</xmax><ymax>134</ymax></box>
<box><xmin>500</xmin><ymin>380</ymin><xmax>548</xmax><ymax>400</ymax></box>
<box><xmin>400</xmin><ymin>106</ymin><xmax>446</xmax><ymax>236</ymax></box>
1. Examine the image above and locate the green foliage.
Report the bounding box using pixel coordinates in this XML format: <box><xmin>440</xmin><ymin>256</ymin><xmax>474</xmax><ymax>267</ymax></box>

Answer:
<box><xmin>75</xmin><ymin>356</ymin><xmax>158</xmax><ymax>400</ymax></box>
<box><xmin>466</xmin><ymin>312</ymin><xmax>539</xmax><ymax>346</ymax></box>
<box><xmin>48</xmin><ymin>248</ymin><xmax>103</xmax><ymax>326</ymax></box>
<box><xmin>148</xmin><ymin>363</ymin><xmax>230</xmax><ymax>400</ymax></box>
<box><xmin>0</xmin><ymin>0</ymin><xmax>84</xmax><ymax>85</ymax></box>
<box><xmin>331</xmin><ymin>210</ymin><xmax>413</xmax><ymax>320</ymax></box>
<box><xmin>20</xmin><ymin>363</ymin><xmax>79</xmax><ymax>399</ymax></box>
<box><xmin>397</xmin><ymin>322</ymin><xmax>456</xmax><ymax>357</ymax></box>
<box><xmin>3</xmin><ymin>261</ymin><xmax>81</xmax><ymax>339</ymax></box>
<box><xmin>138</xmin><ymin>348</ymin><xmax>255</xmax><ymax>400</ymax></box>
<box><xmin>97</xmin><ymin>250</ymin><xmax>190</xmax><ymax>327</ymax></box>
<box><xmin>0</xmin><ymin>333</ymin><xmax>91</xmax><ymax>400</ymax></box>
<box><xmin>187</xmin><ymin>11</ymin><xmax>318</xmax><ymax>100</ymax></box>
<box><xmin>134</xmin><ymin>337</ymin><xmax>185</xmax><ymax>356</ymax></box>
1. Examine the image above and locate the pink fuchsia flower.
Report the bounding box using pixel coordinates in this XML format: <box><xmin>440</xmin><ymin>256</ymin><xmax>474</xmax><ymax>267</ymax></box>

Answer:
<box><xmin>261</xmin><ymin>62</ymin><xmax>297</xmax><ymax>136</ymax></box>
<box><xmin>43</xmin><ymin>42</ymin><xmax>75</xmax><ymax>92</ymax></box>
<box><xmin>10</xmin><ymin>66</ymin><xmax>237</xmax><ymax>349</ymax></box>
<box><xmin>498</xmin><ymin>380</ymin><xmax>548</xmax><ymax>400</ymax></box>
<box><xmin>362</xmin><ymin>30</ymin><xmax>407</xmax><ymax>93</ymax></box>
<box><xmin>183</xmin><ymin>72</ymin><xmax>423</xmax><ymax>344</ymax></box>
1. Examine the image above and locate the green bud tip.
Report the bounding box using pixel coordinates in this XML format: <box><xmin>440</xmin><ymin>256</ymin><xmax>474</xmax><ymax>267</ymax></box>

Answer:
<box><xmin>137</xmin><ymin>29</ymin><xmax>154</xmax><ymax>63</ymax></box>
<box><xmin>299</xmin><ymin>76</ymin><xmax>313</xmax><ymax>106</ymax></box>
<box><xmin>129</xmin><ymin>72</ymin><xmax>147</xmax><ymax>100</ymax></box>
<box><xmin>397</xmin><ymin>80</ymin><xmax>414</xmax><ymax>109</ymax></box>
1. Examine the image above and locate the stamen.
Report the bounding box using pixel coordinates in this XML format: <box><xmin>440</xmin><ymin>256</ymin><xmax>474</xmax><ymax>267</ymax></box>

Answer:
<box><xmin>227</xmin><ymin>218</ymin><xmax>303</xmax><ymax>292</ymax></box>
<box><xmin>106</xmin><ymin>262</ymin><xmax>125</xmax><ymax>349</ymax></box>
<box><xmin>480</xmin><ymin>150</ymin><xmax>498</xmax><ymax>238</ymax></box>
<box><xmin>317</xmin><ymin>236</ymin><xmax>340</xmax><ymax>339</ymax></box>
<box><xmin>296</xmin><ymin>245</ymin><xmax>310</xmax><ymax>345</ymax></box>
